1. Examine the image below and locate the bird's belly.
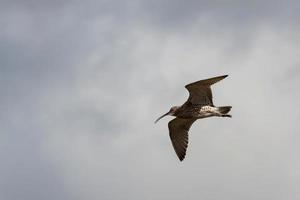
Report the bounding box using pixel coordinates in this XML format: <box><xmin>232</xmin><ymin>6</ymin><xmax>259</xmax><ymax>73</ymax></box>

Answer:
<box><xmin>197</xmin><ymin>106</ymin><xmax>217</xmax><ymax>118</ymax></box>
<box><xmin>176</xmin><ymin>105</ymin><xmax>218</xmax><ymax>119</ymax></box>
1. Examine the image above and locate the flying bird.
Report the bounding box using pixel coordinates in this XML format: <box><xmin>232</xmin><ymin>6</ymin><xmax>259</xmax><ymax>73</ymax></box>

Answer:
<box><xmin>155</xmin><ymin>75</ymin><xmax>232</xmax><ymax>161</ymax></box>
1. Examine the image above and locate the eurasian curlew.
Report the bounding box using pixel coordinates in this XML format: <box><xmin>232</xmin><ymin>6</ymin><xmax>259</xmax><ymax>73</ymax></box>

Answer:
<box><xmin>155</xmin><ymin>75</ymin><xmax>232</xmax><ymax>161</ymax></box>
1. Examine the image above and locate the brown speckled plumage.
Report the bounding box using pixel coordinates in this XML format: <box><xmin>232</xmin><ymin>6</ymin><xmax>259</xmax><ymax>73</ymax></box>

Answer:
<box><xmin>155</xmin><ymin>75</ymin><xmax>232</xmax><ymax>161</ymax></box>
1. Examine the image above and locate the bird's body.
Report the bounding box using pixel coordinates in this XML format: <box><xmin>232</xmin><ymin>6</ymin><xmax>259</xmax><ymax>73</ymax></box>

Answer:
<box><xmin>175</xmin><ymin>105</ymin><xmax>229</xmax><ymax>119</ymax></box>
<box><xmin>155</xmin><ymin>75</ymin><xmax>232</xmax><ymax>161</ymax></box>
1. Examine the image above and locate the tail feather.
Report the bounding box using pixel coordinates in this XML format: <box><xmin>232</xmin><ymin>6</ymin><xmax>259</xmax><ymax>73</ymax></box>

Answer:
<box><xmin>217</xmin><ymin>106</ymin><xmax>232</xmax><ymax>116</ymax></box>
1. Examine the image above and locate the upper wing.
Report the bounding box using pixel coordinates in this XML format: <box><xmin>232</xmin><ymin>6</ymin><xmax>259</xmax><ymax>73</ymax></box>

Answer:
<box><xmin>184</xmin><ymin>75</ymin><xmax>228</xmax><ymax>105</ymax></box>
<box><xmin>168</xmin><ymin>118</ymin><xmax>197</xmax><ymax>161</ymax></box>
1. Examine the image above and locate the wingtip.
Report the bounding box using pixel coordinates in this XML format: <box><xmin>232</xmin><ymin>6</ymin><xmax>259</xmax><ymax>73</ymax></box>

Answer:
<box><xmin>179</xmin><ymin>155</ymin><xmax>185</xmax><ymax>161</ymax></box>
<box><xmin>219</xmin><ymin>74</ymin><xmax>228</xmax><ymax>80</ymax></box>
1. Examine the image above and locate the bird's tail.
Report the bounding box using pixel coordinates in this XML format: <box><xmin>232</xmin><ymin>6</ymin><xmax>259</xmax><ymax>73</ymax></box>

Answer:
<box><xmin>217</xmin><ymin>106</ymin><xmax>232</xmax><ymax>117</ymax></box>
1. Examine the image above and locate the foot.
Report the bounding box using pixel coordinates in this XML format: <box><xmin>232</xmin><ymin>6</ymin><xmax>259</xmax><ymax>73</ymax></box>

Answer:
<box><xmin>221</xmin><ymin>114</ymin><xmax>232</xmax><ymax>118</ymax></box>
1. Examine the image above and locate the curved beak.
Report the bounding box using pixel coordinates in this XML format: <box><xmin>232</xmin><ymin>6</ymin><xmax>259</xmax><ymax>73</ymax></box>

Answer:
<box><xmin>155</xmin><ymin>111</ymin><xmax>170</xmax><ymax>123</ymax></box>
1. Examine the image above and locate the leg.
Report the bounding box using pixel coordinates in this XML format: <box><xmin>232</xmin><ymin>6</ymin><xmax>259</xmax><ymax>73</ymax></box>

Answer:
<box><xmin>221</xmin><ymin>114</ymin><xmax>232</xmax><ymax>118</ymax></box>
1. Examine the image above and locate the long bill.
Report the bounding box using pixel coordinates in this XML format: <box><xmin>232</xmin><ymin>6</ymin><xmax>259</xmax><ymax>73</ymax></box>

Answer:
<box><xmin>154</xmin><ymin>112</ymin><xmax>170</xmax><ymax>123</ymax></box>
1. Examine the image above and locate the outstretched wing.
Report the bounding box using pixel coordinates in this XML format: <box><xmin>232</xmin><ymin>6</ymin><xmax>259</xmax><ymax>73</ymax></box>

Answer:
<box><xmin>168</xmin><ymin>118</ymin><xmax>197</xmax><ymax>161</ymax></box>
<box><xmin>184</xmin><ymin>75</ymin><xmax>228</xmax><ymax>106</ymax></box>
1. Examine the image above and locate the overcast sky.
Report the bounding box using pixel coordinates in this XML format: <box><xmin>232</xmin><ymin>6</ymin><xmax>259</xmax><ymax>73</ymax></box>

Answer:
<box><xmin>1</xmin><ymin>1</ymin><xmax>300</xmax><ymax>200</ymax></box>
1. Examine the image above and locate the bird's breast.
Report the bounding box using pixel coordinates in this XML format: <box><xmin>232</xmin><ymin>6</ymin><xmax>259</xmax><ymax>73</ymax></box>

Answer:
<box><xmin>175</xmin><ymin>105</ymin><xmax>209</xmax><ymax>119</ymax></box>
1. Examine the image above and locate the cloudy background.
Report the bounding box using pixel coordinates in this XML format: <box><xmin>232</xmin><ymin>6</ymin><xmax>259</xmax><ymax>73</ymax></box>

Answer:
<box><xmin>1</xmin><ymin>1</ymin><xmax>300</xmax><ymax>200</ymax></box>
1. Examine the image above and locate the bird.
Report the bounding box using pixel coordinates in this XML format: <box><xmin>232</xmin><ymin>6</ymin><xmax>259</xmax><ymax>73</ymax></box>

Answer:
<box><xmin>155</xmin><ymin>75</ymin><xmax>232</xmax><ymax>161</ymax></box>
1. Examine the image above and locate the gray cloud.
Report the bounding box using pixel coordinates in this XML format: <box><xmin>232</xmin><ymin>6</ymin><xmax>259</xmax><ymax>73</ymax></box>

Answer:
<box><xmin>1</xmin><ymin>1</ymin><xmax>300</xmax><ymax>200</ymax></box>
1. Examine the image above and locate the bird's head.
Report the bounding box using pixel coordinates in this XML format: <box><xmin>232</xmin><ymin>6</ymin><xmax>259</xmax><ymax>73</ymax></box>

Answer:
<box><xmin>155</xmin><ymin>106</ymin><xmax>180</xmax><ymax>123</ymax></box>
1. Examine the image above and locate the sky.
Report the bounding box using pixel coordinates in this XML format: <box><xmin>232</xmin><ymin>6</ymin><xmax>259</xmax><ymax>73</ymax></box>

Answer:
<box><xmin>1</xmin><ymin>1</ymin><xmax>300</xmax><ymax>200</ymax></box>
